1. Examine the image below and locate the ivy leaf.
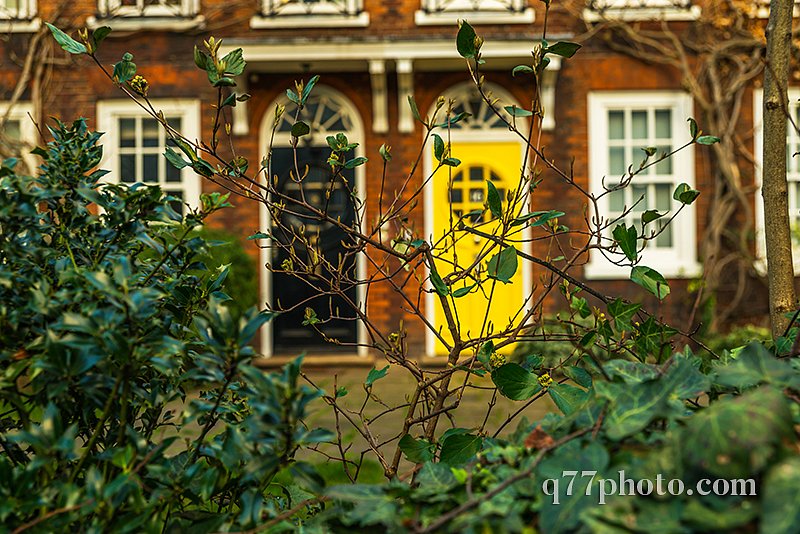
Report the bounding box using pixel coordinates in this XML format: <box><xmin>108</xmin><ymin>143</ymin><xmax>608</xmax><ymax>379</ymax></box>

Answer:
<box><xmin>673</xmin><ymin>182</ymin><xmax>700</xmax><ymax>205</ymax></box>
<box><xmin>564</xmin><ymin>366</ymin><xmax>592</xmax><ymax>388</ymax></box>
<box><xmin>503</xmin><ymin>105</ymin><xmax>533</xmax><ymax>117</ymax></box>
<box><xmin>548</xmin><ymin>383</ymin><xmax>588</xmax><ymax>416</ymax></box>
<box><xmin>46</xmin><ymin>23</ymin><xmax>87</xmax><ymax>55</ymax></box>
<box><xmin>440</xmin><ymin>433</ymin><xmax>482</xmax><ymax>466</ymax></box>
<box><xmin>486</xmin><ymin>246</ymin><xmax>517</xmax><ymax>284</ymax></box>
<box><xmin>486</xmin><ymin>180</ymin><xmax>502</xmax><ymax>218</ymax></box>
<box><xmin>630</xmin><ymin>265</ymin><xmax>670</xmax><ymax>300</ymax></box>
<box><xmin>761</xmin><ymin>457</ymin><xmax>800</xmax><ymax>534</ymax></box>
<box><xmin>365</xmin><ymin>365</ymin><xmax>389</xmax><ymax>387</ymax></box>
<box><xmin>612</xmin><ymin>223</ymin><xmax>638</xmax><ymax>261</ymax></box>
<box><xmin>491</xmin><ymin>363</ymin><xmax>542</xmax><ymax>400</ymax></box>
<box><xmin>456</xmin><ymin>21</ymin><xmax>477</xmax><ymax>59</ymax></box>
<box><xmin>398</xmin><ymin>435</ymin><xmax>435</xmax><ymax>464</ymax></box>
<box><xmin>430</xmin><ymin>270</ymin><xmax>449</xmax><ymax>296</ymax></box>
<box><xmin>545</xmin><ymin>41</ymin><xmax>581</xmax><ymax>58</ymax></box>
<box><xmin>641</xmin><ymin>209</ymin><xmax>664</xmax><ymax>224</ymax></box>
<box><xmin>696</xmin><ymin>135</ymin><xmax>720</xmax><ymax>145</ymax></box>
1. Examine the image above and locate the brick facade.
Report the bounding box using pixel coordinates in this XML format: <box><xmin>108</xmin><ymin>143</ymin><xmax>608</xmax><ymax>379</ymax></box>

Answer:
<box><xmin>0</xmin><ymin>0</ymin><xmax>777</xmax><ymax>361</ymax></box>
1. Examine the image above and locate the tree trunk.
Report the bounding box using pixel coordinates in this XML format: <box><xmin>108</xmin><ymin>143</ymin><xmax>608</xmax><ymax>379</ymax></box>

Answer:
<box><xmin>762</xmin><ymin>0</ymin><xmax>796</xmax><ymax>338</ymax></box>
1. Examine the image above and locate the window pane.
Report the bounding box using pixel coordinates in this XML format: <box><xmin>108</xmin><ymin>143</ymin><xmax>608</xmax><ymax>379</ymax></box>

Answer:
<box><xmin>609</xmin><ymin>147</ymin><xmax>625</xmax><ymax>175</ymax></box>
<box><xmin>166</xmin><ymin>158</ymin><xmax>182</xmax><ymax>183</ymax></box>
<box><xmin>143</xmin><ymin>154</ymin><xmax>159</xmax><ymax>183</ymax></box>
<box><xmin>655</xmin><ymin>109</ymin><xmax>671</xmax><ymax>139</ymax></box>
<box><xmin>655</xmin><ymin>145</ymin><xmax>672</xmax><ymax>174</ymax></box>
<box><xmin>656</xmin><ymin>222</ymin><xmax>672</xmax><ymax>248</ymax></box>
<box><xmin>3</xmin><ymin>119</ymin><xmax>21</xmax><ymax>140</ymax></box>
<box><xmin>120</xmin><ymin>118</ymin><xmax>136</xmax><ymax>148</ymax></box>
<box><xmin>142</xmin><ymin>119</ymin><xmax>159</xmax><ymax>148</ymax></box>
<box><xmin>608</xmin><ymin>111</ymin><xmax>624</xmax><ymax>139</ymax></box>
<box><xmin>452</xmin><ymin>171</ymin><xmax>463</xmax><ymax>182</ymax></box>
<box><xmin>469</xmin><ymin>166</ymin><xmax>483</xmax><ymax>181</ymax></box>
<box><xmin>609</xmin><ymin>188</ymin><xmax>624</xmax><ymax>212</ymax></box>
<box><xmin>469</xmin><ymin>188</ymin><xmax>483</xmax><ymax>204</ymax></box>
<box><xmin>632</xmin><ymin>111</ymin><xmax>648</xmax><ymax>139</ymax></box>
<box><xmin>120</xmin><ymin>154</ymin><xmax>136</xmax><ymax>182</ymax></box>
<box><xmin>655</xmin><ymin>183</ymin><xmax>671</xmax><ymax>211</ymax></box>
<box><xmin>449</xmin><ymin>188</ymin><xmax>463</xmax><ymax>203</ymax></box>
<box><xmin>631</xmin><ymin>184</ymin><xmax>648</xmax><ymax>211</ymax></box>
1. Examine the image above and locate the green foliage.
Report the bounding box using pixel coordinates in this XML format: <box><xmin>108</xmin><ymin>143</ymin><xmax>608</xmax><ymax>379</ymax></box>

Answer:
<box><xmin>0</xmin><ymin>120</ymin><xmax>328</xmax><ymax>531</ymax></box>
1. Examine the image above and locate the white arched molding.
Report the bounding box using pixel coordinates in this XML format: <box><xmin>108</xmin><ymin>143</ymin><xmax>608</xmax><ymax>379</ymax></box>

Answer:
<box><xmin>422</xmin><ymin>81</ymin><xmax>533</xmax><ymax>357</ymax></box>
<box><xmin>257</xmin><ymin>84</ymin><xmax>368</xmax><ymax>358</ymax></box>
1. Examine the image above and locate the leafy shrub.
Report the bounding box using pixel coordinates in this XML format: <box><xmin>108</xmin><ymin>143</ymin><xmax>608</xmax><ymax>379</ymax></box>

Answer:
<box><xmin>0</xmin><ymin>119</ymin><xmax>329</xmax><ymax>532</ymax></box>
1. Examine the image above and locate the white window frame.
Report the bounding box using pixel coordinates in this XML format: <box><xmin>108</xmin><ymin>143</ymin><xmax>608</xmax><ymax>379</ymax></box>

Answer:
<box><xmin>91</xmin><ymin>0</ymin><xmax>203</xmax><ymax>31</ymax></box>
<box><xmin>251</xmin><ymin>0</ymin><xmax>369</xmax><ymax>29</ymax></box>
<box><xmin>0</xmin><ymin>0</ymin><xmax>40</xmax><ymax>32</ymax></box>
<box><xmin>755</xmin><ymin>1</ymin><xmax>800</xmax><ymax>18</ymax></box>
<box><xmin>0</xmin><ymin>101</ymin><xmax>37</xmax><ymax>171</ymax></box>
<box><xmin>586</xmin><ymin>91</ymin><xmax>700</xmax><ymax>279</ymax></box>
<box><xmin>415</xmin><ymin>0</ymin><xmax>534</xmax><ymax>25</ymax></box>
<box><xmin>753</xmin><ymin>87</ymin><xmax>800</xmax><ymax>274</ymax></box>
<box><xmin>583</xmin><ymin>0</ymin><xmax>700</xmax><ymax>22</ymax></box>
<box><xmin>96</xmin><ymin>99</ymin><xmax>201</xmax><ymax>211</ymax></box>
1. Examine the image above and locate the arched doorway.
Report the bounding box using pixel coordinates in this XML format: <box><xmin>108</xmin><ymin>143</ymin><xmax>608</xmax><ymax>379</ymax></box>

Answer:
<box><xmin>424</xmin><ymin>82</ymin><xmax>532</xmax><ymax>357</ymax></box>
<box><xmin>258</xmin><ymin>85</ymin><xmax>366</xmax><ymax>357</ymax></box>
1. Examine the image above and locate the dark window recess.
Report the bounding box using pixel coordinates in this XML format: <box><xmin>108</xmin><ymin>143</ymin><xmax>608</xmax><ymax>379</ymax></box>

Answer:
<box><xmin>270</xmin><ymin>146</ymin><xmax>359</xmax><ymax>352</ymax></box>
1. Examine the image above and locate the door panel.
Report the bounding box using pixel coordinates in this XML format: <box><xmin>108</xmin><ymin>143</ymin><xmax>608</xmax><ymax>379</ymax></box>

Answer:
<box><xmin>271</xmin><ymin>146</ymin><xmax>358</xmax><ymax>352</ymax></box>
<box><xmin>431</xmin><ymin>141</ymin><xmax>525</xmax><ymax>356</ymax></box>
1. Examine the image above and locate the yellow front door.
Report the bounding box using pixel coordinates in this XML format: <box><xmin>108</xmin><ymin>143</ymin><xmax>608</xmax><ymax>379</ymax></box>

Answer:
<box><xmin>430</xmin><ymin>141</ymin><xmax>525</xmax><ymax>356</ymax></box>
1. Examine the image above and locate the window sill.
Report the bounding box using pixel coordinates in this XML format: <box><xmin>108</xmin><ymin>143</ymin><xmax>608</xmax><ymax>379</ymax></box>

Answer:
<box><xmin>414</xmin><ymin>7</ymin><xmax>534</xmax><ymax>25</ymax></box>
<box><xmin>86</xmin><ymin>15</ymin><xmax>205</xmax><ymax>31</ymax></box>
<box><xmin>584</xmin><ymin>260</ymin><xmax>701</xmax><ymax>280</ymax></box>
<box><xmin>250</xmin><ymin>12</ymin><xmax>369</xmax><ymax>29</ymax></box>
<box><xmin>0</xmin><ymin>18</ymin><xmax>41</xmax><ymax>32</ymax></box>
<box><xmin>582</xmin><ymin>5</ymin><xmax>701</xmax><ymax>22</ymax></box>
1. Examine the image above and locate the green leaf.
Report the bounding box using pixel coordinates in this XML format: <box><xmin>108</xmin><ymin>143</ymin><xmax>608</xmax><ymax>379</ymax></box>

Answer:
<box><xmin>570</xmin><ymin>295</ymin><xmax>591</xmax><ymax>319</ymax></box>
<box><xmin>503</xmin><ymin>105</ymin><xmax>533</xmax><ymax>117</ymax></box>
<box><xmin>548</xmin><ymin>383</ymin><xmax>588</xmax><ymax>416</ymax></box>
<box><xmin>607</xmin><ymin>298</ymin><xmax>641</xmax><ymax>332</ymax></box>
<box><xmin>432</xmin><ymin>133</ymin><xmax>445</xmax><ymax>162</ymax></box>
<box><xmin>164</xmin><ymin>147</ymin><xmax>189</xmax><ymax>170</ymax></box>
<box><xmin>486</xmin><ymin>180</ymin><xmax>502</xmax><ymax>218</ymax></box>
<box><xmin>696</xmin><ymin>135</ymin><xmax>720</xmax><ymax>145</ymax></box>
<box><xmin>476</xmin><ymin>341</ymin><xmax>494</xmax><ymax>368</ymax></box>
<box><xmin>213</xmin><ymin>77</ymin><xmax>236</xmax><ymax>88</ymax></box>
<box><xmin>379</xmin><ymin>143</ymin><xmax>392</xmax><ymax>162</ymax></box>
<box><xmin>761</xmin><ymin>457</ymin><xmax>800</xmax><ymax>534</ymax></box>
<box><xmin>491</xmin><ymin>363</ymin><xmax>542</xmax><ymax>400</ymax></box>
<box><xmin>291</xmin><ymin>121</ymin><xmax>310</xmax><ymax>138</ymax></box>
<box><xmin>452</xmin><ymin>283</ymin><xmax>475</xmax><ymax>298</ymax></box>
<box><xmin>46</xmin><ymin>23</ymin><xmax>87</xmax><ymax>55</ymax></box>
<box><xmin>641</xmin><ymin>146</ymin><xmax>657</xmax><ymax>157</ymax></box>
<box><xmin>603</xmin><ymin>360</ymin><xmax>658</xmax><ymax>384</ymax></box>
<box><xmin>193</xmin><ymin>45</ymin><xmax>207</xmax><ymax>69</ymax></box>
<box><xmin>672</xmin><ymin>182</ymin><xmax>700</xmax><ymax>205</ymax></box>
<box><xmin>221</xmin><ymin>93</ymin><xmax>238</xmax><ymax>108</ymax></box>
<box><xmin>612</xmin><ymin>223</ymin><xmax>638</xmax><ymax>262</ymax></box>
<box><xmin>456</xmin><ymin>21</ymin><xmax>477</xmax><ymax>59</ymax></box>
<box><xmin>512</xmin><ymin>65</ymin><xmax>534</xmax><ymax>76</ymax></box>
<box><xmin>92</xmin><ymin>26</ymin><xmax>112</xmax><ymax>48</ymax></box>
<box><xmin>439</xmin><ymin>433</ymin><xmax>482</xmax><ymax>466</ymax></box>
<box><xmin>112</xmin><ymin>55</ymin><xmax>137</xmax><ymax>85</ymax></box>
<box><xmin>442</xmin><ymin>157</ymin><xmax>460</xmax><ymax>167</ymax></box>
<box><xmin>546</xmin><ymin>41</ymin><xmax>581</xmax><ymax>58</ymax></box>
<box><xmin>398</xmin><ymin>434</ymin><xmax>435</xmax><ymax>464</ymax></box>
<box><xmin>641</xmin><ymin>209</ymin><xmax>664</xmax><ymax>224</ymax></box>
<box><xmin>530</xmin><ymin>210</ymin><xmax>564</xmax><ymax>227</ymax></box>
<box><xmin>221</xmin><ymin>48</ymin><xmax>246</xmax><ymax>76</ymax></box>
<box><xmin>714</xmin><ymin>341</ymin><xmax>799</xmax><ymax>390</ymax></box>
<box><xmin>286</xmin><ymin>88</ymin><xmax>299</xmax><ymax>105</ymax></box>
<box><xmin>630</xmin><ymin>265</ymin><xmax>670</xmax><ymax>300</ymax></box>
<box><xmin>681</xmin><ymin>386</ymin><xmax>793</xmax><ymax>478</ymax></box>
<box><xmin>344</xmin><ymin>156</ymin><xmax>367</xmax><ymax>169</ymax></box>
<box><xmin>301</xmin><ymin>74</ymin><xmax>320</xmax><ymax>104</ymax></box>
<box><xmin>430</xmin><ymin>270</ymin><xmax>449</xmax><ymax>296</ymax></box>
<box><xmin>564</xmin><ymin>366</ymin><xmax>592</xmax><ymax>388</ymax></box>
<box><xmin>365</xmin><ymin>365</ymin><xmax>389</xmax><ymax>387</ymax></box>
<box><xmin>408</xmin><ymin>95</ymin><xmax>421</xmax><ymax>122</ymax></box>
<box><xmin>486</xmin><ymin>246</ymin><xmax>517</xmax><ymax>284</ymax></box>
<box><xmin>687</xmin><ymin>117</ymin><xmax>698</xmax><ymax>138</ymax></box>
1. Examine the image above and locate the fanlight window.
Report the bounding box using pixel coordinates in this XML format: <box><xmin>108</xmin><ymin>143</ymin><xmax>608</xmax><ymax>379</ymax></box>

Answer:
<box><xmin>261</xmin><ymin>0</ymin><xmax>363</xmax><ymax>17</ymax></box>
<box><xmin>420</xmin><ymin>0</ymin><xmax>528</xmax><ymax>14</ymax></box>
<box><xmin>99</xmin><ymin>0</ymin><xmax>199</xmax><ymax>17</ymax></box>
<box><xmin>0</xmin><ymin>0</ymin><xmax>36</xmax><ymax>19</ymax></box>
<box><xmin>274</xmin><ymin>90</ymin><xmax>358</xmax><ymax>141</ymax></box>
<box><xmin>443</xmin><ymin>85</ymin><xmax>518</xmax><ymax>130</ymax></box>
